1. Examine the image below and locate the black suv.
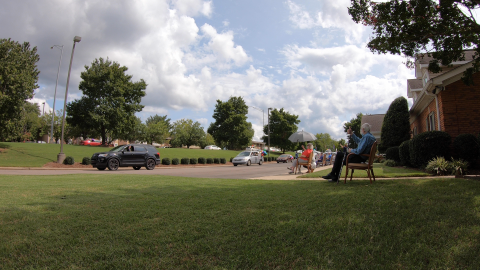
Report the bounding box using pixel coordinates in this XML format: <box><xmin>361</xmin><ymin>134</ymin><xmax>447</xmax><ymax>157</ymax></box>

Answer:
<box><xmin>91</xmin><ymin>144</ymin><xmax>161</xmax><ymax>171</ymax></box>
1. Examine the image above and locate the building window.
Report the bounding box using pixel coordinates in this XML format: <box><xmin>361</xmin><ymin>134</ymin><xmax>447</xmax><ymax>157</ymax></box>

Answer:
<box><xmin>422</xmin><ymin>72</ymin><xmax>429</xmax><ymax>87</ymax></box>
<box><xmin>413</xmin><ymin>126</ymin><xmax>417</xmax><ymax>136</ymax></box>
<box><xmin>427</xmin><ymin>112</ymin><xmax>436</xmax><ymax>131</ymax></box>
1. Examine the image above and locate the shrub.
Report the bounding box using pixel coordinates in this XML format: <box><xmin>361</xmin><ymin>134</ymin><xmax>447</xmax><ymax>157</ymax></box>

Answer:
<box><xmin>410</xmin><ymin>131</ymin><xmax>451</xmax><ymax>167</ymax></box>
<box><xmin>220</xmin><ymin>158</ymin><xmax>226</xmax><ymax>164</ymax></box>
<box><xmin>206</xmin><ymin>158</ymin><xmax>213</xmax><ymax>164</ymax></box>
<box><xmin>450</xmin><ymin>158</ymin><xmax>469</xmax><ymax>175</ymax></box>
<box><xmin>379</xmin><ymin>159</ymin><xmax>386</xmax><ymax>163</ymax></box>
<box><xmin>63</xmin><ymin>156</ymin><xmax>75</xmax><ymax>165</ymax></box>
<box><xmin>384</xmin><ymin>159</ymin><xmax>397</xmax><ymax>167</ymax></box>
<box><xmin>81</xmin><ymin>157</ymin><xmax>91</xmax><ymax>165</ymax></box>
<box><xmin>171</xmin><ymin>158</ymin><xmax>179</xmax><ymax>165</ymax></box>
<box><xmin>213</xmin><ymin>158</ymin><xmax>220</xmax><ymax>164</ymax></box>
<box><xmin>181</xmin><ymin>158</ymin><xmax>190</xmax><ymax>165</ymax></box>
<box><xmin>230</xmin><ymin>157</ymin><xmax>234</xmax><ymax>162</ymax></box>
<box><xmin>425</xmin><ymin>156</ymin><xmax>452</xmax><ymax>175</ymax></box>
<box><xmin>190</xmin><ymin>158</ymin><xmax>198</xmax><ymax>165</ymax></box>
<box><xmin>399</xmin><ymin>140</ymin><xmax>411</xmax><ymax>166</ymax></box>
<box><xmin>379</xmin><ymin>96</ymin><xmax>411</xmax><ymax>152</ymax></box>
<box><xmin>385</xmin><ymin>146</ymin><xmax>400</xmax><ymax>162</ymax></box>
<box><xmin>453</xmin><ymin>133</ymin><xmax>479</xmax><ymax>166</ymax></box>
<box><xmin>162</xmin><ymin>158</ymin><xmax>171</xmax><ymax>165</ymax></box>
<box><xmin>198</xmin><ymin>157</ymin><xmax>206</xmax><ymax>164</ymax></box>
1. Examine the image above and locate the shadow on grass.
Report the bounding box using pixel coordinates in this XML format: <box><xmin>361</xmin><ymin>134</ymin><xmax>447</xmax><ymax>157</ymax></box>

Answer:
<box><xmin>1</xmin><ymin>176</ymin><xmax>479</xmax><ymax>269</ymax></box>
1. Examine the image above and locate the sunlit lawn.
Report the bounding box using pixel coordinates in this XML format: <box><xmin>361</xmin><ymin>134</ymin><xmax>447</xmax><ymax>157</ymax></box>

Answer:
<box><xmin>1</xmin><ymin>174</ymin><xmax>479</xmax><ymax>269</ymax></box>
<box><xmin>300</xmin><ymin>163</ymin><xmax>431</xmax><ymax>178</ymax></box>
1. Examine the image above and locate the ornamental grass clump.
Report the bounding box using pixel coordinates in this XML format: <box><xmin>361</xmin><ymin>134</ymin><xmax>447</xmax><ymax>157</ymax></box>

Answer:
<box><xmin>425</xmin><ymin>156</ymin><xmax>451</xmax><ymax>175</ymax></box>
<box><xmin>450</xmin><ymin>158</ymin><xmax>469</xmax><ymax>176</ymax></box>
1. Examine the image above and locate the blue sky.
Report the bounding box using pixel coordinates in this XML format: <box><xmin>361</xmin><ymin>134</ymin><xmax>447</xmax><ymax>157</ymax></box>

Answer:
<box><xmin>1</xmin><ymin>0</ymin><xmax>414</xmax><ymax>141</ymax></box>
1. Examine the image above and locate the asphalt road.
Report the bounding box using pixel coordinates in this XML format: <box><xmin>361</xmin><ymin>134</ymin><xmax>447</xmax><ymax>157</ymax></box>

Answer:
<box><xmin>0</xmin><ymin>162</ymin><xmax>301</xmax><ymax>179</ymax></box>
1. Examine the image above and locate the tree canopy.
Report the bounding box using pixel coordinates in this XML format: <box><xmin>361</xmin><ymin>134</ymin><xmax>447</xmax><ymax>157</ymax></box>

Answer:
<box><xmin>348</xmin><ymin>0</ymin><xmax>480</xmax><ymax>85</ymax></box>
<box><xmin>313</xmin><ymin>133</ymin><xmax>337</xmax><ymax>152</ymax></box>
<box><xmin>343</xmin><ymin>113</ymin><xmax>363</xmax><ymax>149</ymax></box>
<box><xmin>207</xmin><ymin>96</ymin><xmax>254</xmax><ymax>150</ymax></box>
<box><xmin>380</xmin><ymin>96</ymin><xmax>411</xmax><ymax>152</ymax></box>
<box><xmin>262</xmin><ymin>108</ymin><xmax>300</xmax><ymax>153</ymax></box>
<box><xmin>0</xmin><ymin>39</ymin><xmax>40</xmax><ymax>140</ymax></box>
<box><xmin>67</xmin><ymin>58</ymin><xmax>147</xmax><ymax>144</ymax></box>
<box><xmin>145</xmin><ymin>115</ymin><xmax>171</xmax><ymax>145</ymax></box>
<box><xmin>170</xmin><ymin>119</ymin><xmax>205</xmax><ymax>148</ymax></box>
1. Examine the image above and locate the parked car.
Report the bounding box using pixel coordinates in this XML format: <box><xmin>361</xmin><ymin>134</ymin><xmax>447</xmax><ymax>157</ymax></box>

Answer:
<box><xmin>90</xmin><ymin>144</ymin><xmax>161</xmax><ymax>171</ymax></box>
<box><xmin>204</xmin><ymin>145</ymin><xmax>221</xmax><ymax>150</ymax></box>
<box><xmin>277</xmin><ymin>154</ymin><xmax>293</xmax><ymax>163</ymax></box>
<box><xmin>232</xmin><ymin>150</ymin><xmax>263</xmax><ymax>166</ymax></box>
<box><xmin>81</xmin><ymin>138</ymin><xmax>102</xmax><ymax>146</ymax></box>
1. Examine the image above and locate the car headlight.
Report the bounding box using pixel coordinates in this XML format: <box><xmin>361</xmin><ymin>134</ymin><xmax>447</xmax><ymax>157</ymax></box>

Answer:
<box><xmin>98</xmin><ymin>154</ymin><xmax>108</xmax><ymax>157</ymax></box>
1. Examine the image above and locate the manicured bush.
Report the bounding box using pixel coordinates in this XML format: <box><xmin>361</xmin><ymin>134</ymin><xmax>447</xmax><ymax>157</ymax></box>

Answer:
<box><xmin>181</xmin><ymin>157</ymin><xmax>190</xmax><ymax>165</ymax></box>
<box><xmin>453</xmin><ymin>133</ymin><xmax>479</xmax><ymax>166</ymax></box>
<box><xmin>198</xmin><ymin>157</ymin><xmax>206</xmax><ymax>164</ymax></box>
<box><xmin>162</xmin><ymin>158</ymin><xmax>171</xmax><ymax>165</ymax></box>
<box><xmin>385</xmin><ymin>146</ymin><xmax>400</xmax><ymax>163</ymax></box>
<box><xmin>425</xmin><ymin>156</ymin><xmax>451</xmax><ymax>175</ymax></box>
<box><xmin>81</xmin><ymin>157</ymin><xmax>91</xmax><ymax>165</ymax></box>
<box><xmin>379</xmin><ymin>96</ymin><xmax>411</xmax><ymax>153</ymax></box>
<box><xmin>63</xmin><ymin>156</ymin><xmax>75</xmax><ymax>165</ymax></box>
<box><xmin>399</xmin><ymin>140</ymin><xmax>411</xmax><ymax>166</ymax></box>
<box><xmin>172</xmin><ymin>158</ymin><xmax>179</xmax><ymax>165</ymax></box>
<box><xmin>206</xmin><ymin>158</ymin><xmax>213</xmax><ymax>164</ymax></box>
<box><xmin>190</xmin><ymin>158</ymin><xmax>198</xmax><ymax>165</ymax></box>
<box><xmin>409</xmin><ymin>131</ymin><xmax>451</xmax><ymax>167</ymax></box>
<box><xmin>220</xmin><ymin>158</ymin><xmax>226</xmax><ymax>164</ymax></box>
<box><xmin>213</xmin><ymin>158</ymin><xmax>220</xmax><ymax>164</ymax></box>
<box><xmin>383</xmin><ymin>159</ymin><xmax>397</xmax><ymax>167</ymax></box>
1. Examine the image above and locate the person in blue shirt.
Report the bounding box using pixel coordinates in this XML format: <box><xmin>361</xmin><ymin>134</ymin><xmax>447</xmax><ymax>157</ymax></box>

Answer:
<box><xmin>323</xmin><ymin>123</ymin><xmax>376</xmax><ymax>182</ymax></box>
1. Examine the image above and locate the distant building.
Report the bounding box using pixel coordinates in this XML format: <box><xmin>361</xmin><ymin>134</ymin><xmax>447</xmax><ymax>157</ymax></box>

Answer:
<box><xmin>361</xmin><ymin>114</ymin><xmax>385</xmax><ymax>143</ymax></box>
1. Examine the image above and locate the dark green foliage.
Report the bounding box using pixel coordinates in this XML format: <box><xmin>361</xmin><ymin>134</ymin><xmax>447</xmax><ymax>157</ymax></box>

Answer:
<box><xmin>213</xmin><ymin>158</ymin><xmax>220</xmax><ymax>164</ymax></box>
<box><xmin>162</xmin><ymin>158</ymin><xmax>171</xmax><ymax>165</ymax></box>
<box><xmin>410</xmin><ymin>131</ymin><xmax>451</xmax><ymax>167</ymax></box>
<box><xmin>170</xmin><ymin>119</ymin><xmax>206</xmax><ymax>149</ymax></box>
<box><xmin>262</xmin><ymin>108</ymin><xmax>301</xmax><ymax>152</ymax></box>
<box><xmin>81</xmin><ymin>157</ymin><xmax>91</xmax><ymax>165</ymax></box>
<box><xmin>181</xmin><ymin>158</ymin><xmax>190</xmax><ymax>165</ymax></box>
<box><xmin>190</xmin><ymin>158</ymin><xmax>198</xmax><ymax>165</ymax></box>
<box><xmin>220</xmin><ymin>158</ymin><xmax>226</xmax><ymax>164</ymax></box>
<box><xmin>198</xmin><ymin>157</ymin><xmax>206</xmax><ymax>164</ymax></box>
<box><xmin>384</xmin><ymin>159</ymin><xmax>397</xmax><ymax>167</ymax></box>
<box><xmin>385</xmin><ymin>146</ymin><xmax>400</xmax><ymax>162</ymax></box>
<box><xmin>399</xmin><ymin>140</ymin><xmax>411</xmax><ymax>166</ymax></box>
<box><xmin>379</xmin><ymin>97</ymin><xmax>410</xmax><ymax>153</ymax></box>
<box><xmin>230</xmin><ymin>157</ymin><xmax>234</xmax><ymax>162</ymax></box>
<box><xmin>171</xmin><ymin>158</ymin><xmax>179</xmax><ymax>165</ymax></box>
<box><xmin>206</xmin><ymin>158</ymin><xmax>213</xmax><ymax>164</ymax></box>
<box><xmin>453</xmin><ymin>134</ymin><xmax>479</xmax><ymax>166</ymax></box>
<box><xmin>63</xmin><ymin>156</ymin><xmax>75</xmax><ymax>165</ymax></box>
<box><xmin>267</xmin><ymin>157</ymin><xmax>272</xmax><ymax>162</ymax></box>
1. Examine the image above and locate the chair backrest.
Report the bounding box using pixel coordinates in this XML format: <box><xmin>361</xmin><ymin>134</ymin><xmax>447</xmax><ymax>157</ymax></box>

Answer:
<box><xmin>367</xmin><ymin>141</ymin><xmax>377</xmax><ymax>166</ymax></box>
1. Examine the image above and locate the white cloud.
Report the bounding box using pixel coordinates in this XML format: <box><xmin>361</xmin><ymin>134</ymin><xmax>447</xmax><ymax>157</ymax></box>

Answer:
<box><xmin>171</xmin><ymin>0</ymin><xmax>212</xmax><ymax>17</ymax></box>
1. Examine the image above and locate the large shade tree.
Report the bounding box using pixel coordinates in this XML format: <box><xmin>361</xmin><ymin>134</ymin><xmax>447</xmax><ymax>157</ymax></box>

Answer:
<box><xmin>262</xmin><ymin>108</ymin><xmax>300</xmax><ymax>153</ymax></box>
<box><xmin>67</xmin><ymin>58</ymin><xmax>147</xmax><ymax>144</ymax></box>
<box><xmin>380</xmin><ymin>96</ymin><xmax>411</xmax><ymax>152</ymax></box>
<box><xmin>348</xmin><ymin>0</ymin><xmax>479</xmax><ymax>85</ymax></box>
<box><xmin>145</xmin><ymin>115</ymin><xmax>171</xmax><ymax>145</ymax></box>
<box><xmin>170</xmin><ymin>119</ymin><xmax>205</xmax><ymax>148</ymax></box>
<box><xmin>208</xmin><ymin>96</ymin><xmax>254</xmax><ymax>150</ymax></box>
<box><xmin>0</xmin><ymin>39</ymin><xmax>40</xmax><ymax>141</ymax></box>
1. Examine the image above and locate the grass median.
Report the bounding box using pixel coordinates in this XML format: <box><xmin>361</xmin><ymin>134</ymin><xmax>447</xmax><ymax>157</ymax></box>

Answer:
<box><xmin>1</xmin><ymin>174</ymin><xmax>479</xmax><ymax>269</ymax></box>
<box><xmin>299</xmin><ymin>163</ymin><xmax>430</xmax><ymax>178</ymax></box>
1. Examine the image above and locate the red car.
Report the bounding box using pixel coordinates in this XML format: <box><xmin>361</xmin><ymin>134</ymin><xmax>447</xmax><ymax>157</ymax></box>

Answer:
<box><xmin>81</xmin><ymin>139</ymin><xmax>102</xmax><ymax>146</ymax></box>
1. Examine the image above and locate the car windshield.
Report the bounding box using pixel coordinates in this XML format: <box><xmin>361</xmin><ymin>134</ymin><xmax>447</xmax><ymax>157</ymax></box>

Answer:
<box><xmin>279</xmin><ymin>154</ymin><xmax>289</xmax><ymax>158</ymax></box>
<box><xmin>110</xmin><ymin>145</ymin><xmax>126</xmax><ymax>152</ymax></box>
<box><xmin>237</xmin><ymin>151</ymin><xmax>252</xmax><ymax>157</ymax></box>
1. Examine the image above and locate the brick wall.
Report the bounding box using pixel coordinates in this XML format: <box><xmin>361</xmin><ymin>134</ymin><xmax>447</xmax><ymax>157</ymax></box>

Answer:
<box><xmin>410</xmin><ymin>99</ymin><xmax>438</xmax><ymax>134</ymax></box>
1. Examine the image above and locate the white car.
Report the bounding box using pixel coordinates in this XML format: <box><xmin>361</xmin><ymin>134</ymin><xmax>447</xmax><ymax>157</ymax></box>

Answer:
<box><xmin>232</xmin><ymin>150</ymin><xmax>263</xmax><ymax>166</ymax></box>
<box><xmin>204</xmin><ymin>145</ymin><xmax>221</xmax><ymax>150</ymax></box>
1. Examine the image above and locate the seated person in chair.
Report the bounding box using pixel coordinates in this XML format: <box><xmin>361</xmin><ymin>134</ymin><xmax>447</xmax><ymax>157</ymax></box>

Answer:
<box><xmin>323</xmin><ymin>123</ymin><xmax>376</xmax><ymax>182</ymax></box>
<box><xmin>287</xmin><ymin>143</ymin><xmax>313</xmax><ymax>174</ymax></box>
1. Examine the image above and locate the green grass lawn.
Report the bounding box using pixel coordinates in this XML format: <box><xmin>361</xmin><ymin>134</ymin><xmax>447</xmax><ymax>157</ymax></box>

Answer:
<box><xmin>0</xmin><ymin>142</ymin><xmax>291</xmax><ymax>167</ymax></box>
<box><xmin>299</xmin><ymin>163</ymin><xmax>431</xmax><ymax>178</ymax></box>
<box><xmin>1</xmin><ymin>174</ymin><xmax>479</xmax><ymax>269</ymax></box>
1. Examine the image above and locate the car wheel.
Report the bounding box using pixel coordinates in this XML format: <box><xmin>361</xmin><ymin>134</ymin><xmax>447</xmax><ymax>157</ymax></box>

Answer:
<box><xmin>133</xmin><ymin>166</ymin><xmax>141</xmax><ymax>170</ymax></box>
<box><xmin>233</xmin><ymin>164</ymin><xmax>238</xmax><ymax>166</ymax></box>
<box><xmin>284</xmin><ymin>161</ymin><xmax>287</xmax><ymax>163</ymax></box>
<box><xmin>277</xmin><ymin>161</ymin><xmax>279</xmax><ymax>163</ymax></box>
<box><xmin>259</xmin><ymin>160</ymin><xmax>263</xmax><ymax>165</ymax></box>
<box><xmin>107</xmin><ymin>159</ymin><xmax>119</xmax><ymax>171</ymax></box>
<box><xmin>247</xmin><ymin>160</ymin><xmax>251</xmax><ymax>166</ymax></box>
<box><xmin>146</xmin><ymin>159</ymin><xmax>156</xmax><ymax>170</ymax></box>
<box><xmin>97</xmin><ymin>167</ymin><xmax>106</xmax><ymax>170</ymax></box>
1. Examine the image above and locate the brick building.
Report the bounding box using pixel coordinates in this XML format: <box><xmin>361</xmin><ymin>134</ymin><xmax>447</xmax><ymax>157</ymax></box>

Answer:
<box><xmin>408</xmin><ymin>51</ymin><xmax>480</xmax><ymax>140</ymax></box>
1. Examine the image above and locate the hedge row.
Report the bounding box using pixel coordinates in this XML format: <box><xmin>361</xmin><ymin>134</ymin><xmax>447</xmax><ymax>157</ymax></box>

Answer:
<box><xmin>157</xmin><ymin>156</ymin><xmax>278</xmax><ymax>165</ymax></box>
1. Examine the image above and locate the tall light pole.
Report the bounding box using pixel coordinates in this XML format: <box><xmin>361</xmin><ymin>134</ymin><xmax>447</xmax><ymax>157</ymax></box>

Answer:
<box><xmin>57</xmin><ymin>36</ymin><xmax>81</xmax><ymax>164</ymax></box>
<box><xmin>267</xmin><ymin>107</ymin><xmax>272</xmax><ymax>160</ymax></box>
<box><xmin>50</xmin><ymin>45</ymin><xmax>64</xmax><ymax>144</ymax></box>
<box><xmin>42</xmin><ymin>102</ymin><xmax>45</xmax><ymax>116</ymax></box>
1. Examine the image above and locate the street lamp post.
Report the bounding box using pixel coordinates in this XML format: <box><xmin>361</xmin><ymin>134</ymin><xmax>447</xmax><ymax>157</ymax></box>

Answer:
<box><xmin>57</xmin><ymin>36</ymin><xmax>81</xmax><ymax>164</ymax></box>
<box><xmin>42</xmin><ymin>102</ymin><xmax>45</xmax><ymax>116</ymax></box>
<box><xmin>50</xmin><ymin>45</ymin><xmax>64</xmax><ymax>144</ymax></box>
<box><xmin>267</xmin><ymin>107</ymin><xmax>272</xmax><ymax>160</ymax></box>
